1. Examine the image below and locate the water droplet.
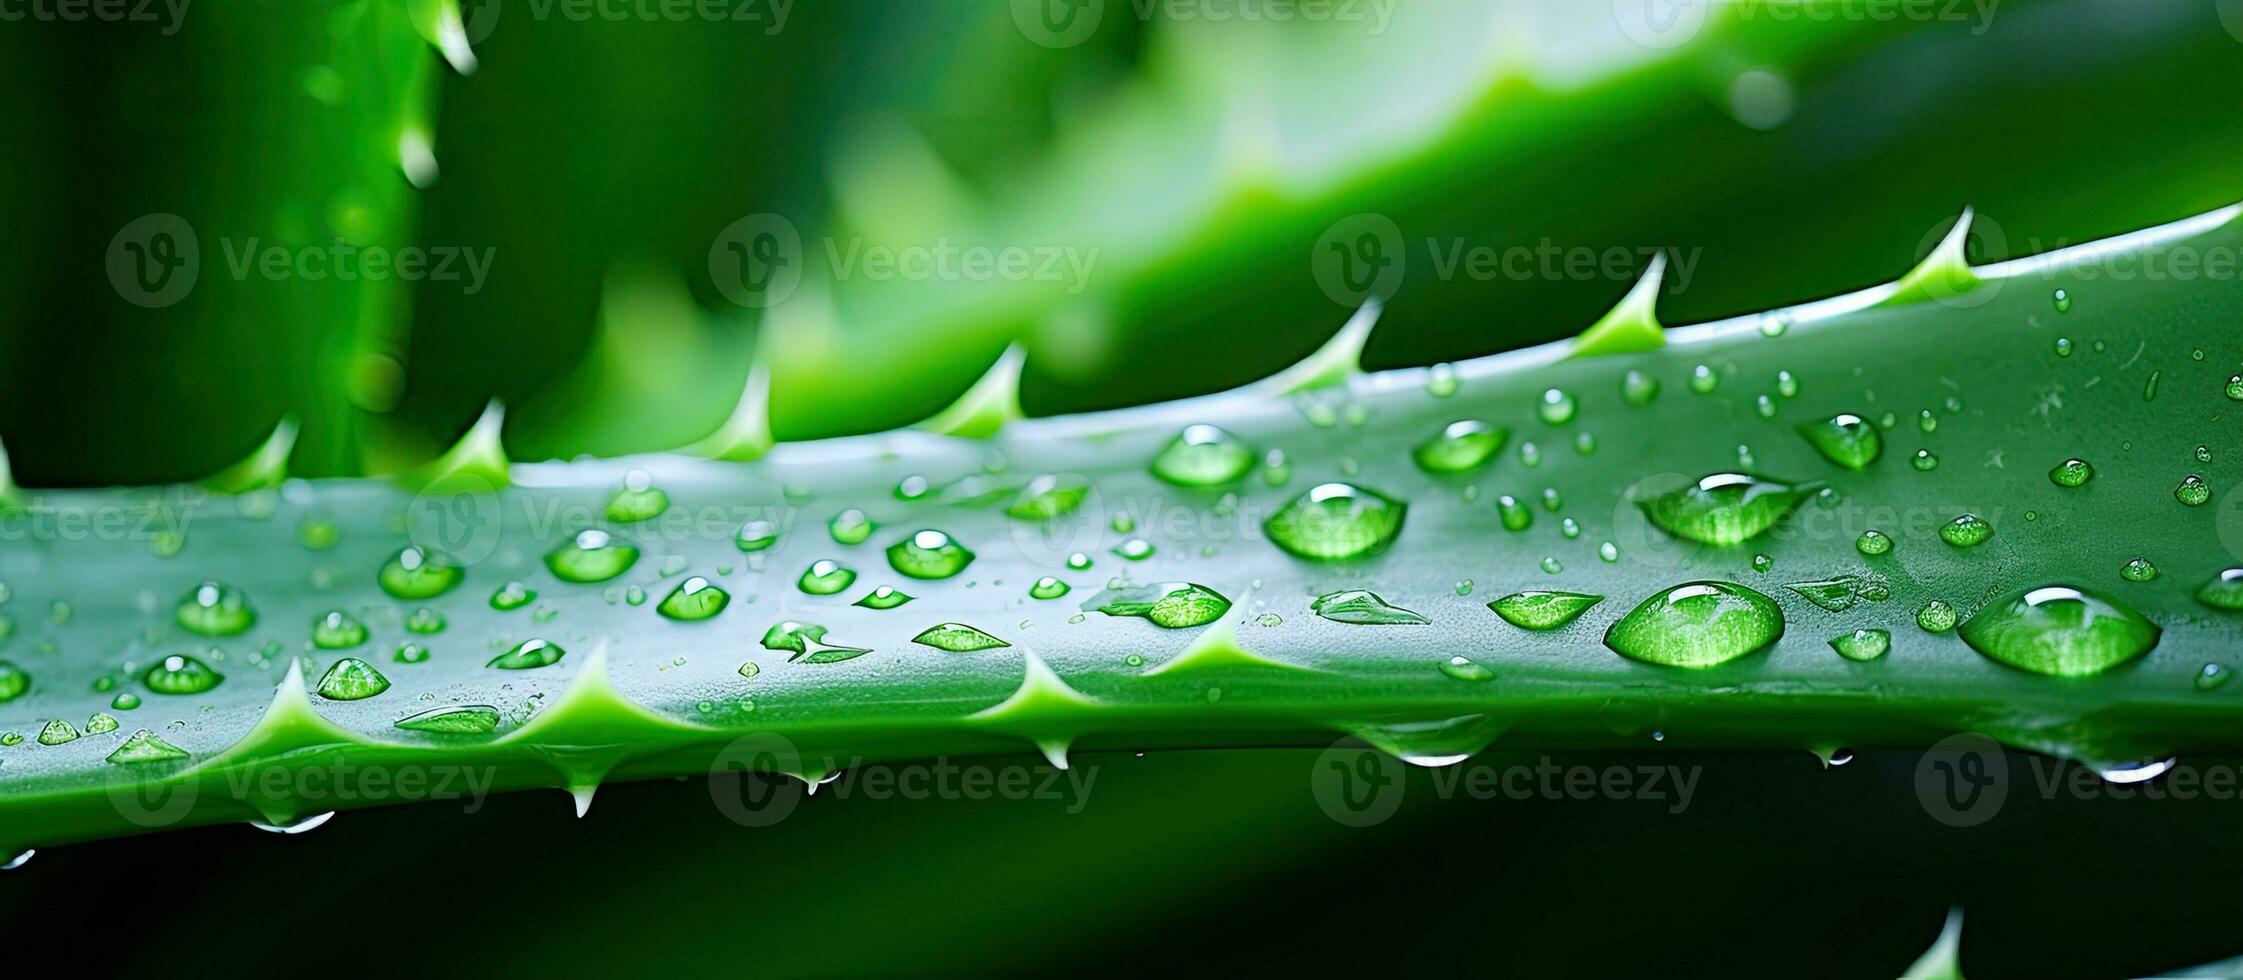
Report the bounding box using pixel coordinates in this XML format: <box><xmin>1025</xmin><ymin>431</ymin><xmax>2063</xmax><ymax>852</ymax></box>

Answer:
<box><xmin>177</xmin><ymin>581</ymin><xmax>255</xmax><ymax>636</ymax></box>
<box><xmin>825</xmin><ymin>508</ymin><xmax>876</xmax><ymax>545</ymax></box>
<box><xmin>1066</xmin><ymin>552</ymin><xmax>1093</xmax><ymax>571</ymax></box>
<box><xmin>887</xmin><ymin>530</ymin><xmax>975</xmax><ymax>579</ymax></box>
<box><xmin>545</xmin><ymin>529</ymin><xmax>639</xmax><ymax>583</ymax></box>
<box><xmin>1412</xmin><ymin>419</ymin><xmax>1507</xmax><ymax>474</ymax></box>
<box><xmin>1426</xmin><ymin>362</ymin><xmax>1458</xmax><ymax>397</ymax></box>
<box><xmin>2144</xmin><ymin>369</ymin><xmax>2162</xmax><ymax>403</ymax></box>
<box><xmin>1915</xmin><ymin>600</ymin><xmax>1958</xmax><ymax>633</ymax></box>
<box><xmin>2054</xmin><ymin>337</ymin><xmax>2072</xmax><ymax>357</ymax></box>
<box><xmin>0</xmin><ymin>661</ymin><xmax>26</xmax><ymax>703</ymax></box>
<box><xmin>1689</xmin><ymin>364</ymin><xmax>1718</xmax><ymax>394</ymax></box>
<box><xmin>106</xmin><ymin>730</ymin><xmax>189</xmax><ymax>764</ymax></box>
<box><xmin>1916</xmin><ymin>409</ymin><xmax>1938</xmax><ymax>434</ymax></box>
<box><xmin>2176</xmin><ymin>475</ymin><xmax>2212</xmax><ymax>506</ymax></box>
<box><xmin>377</xmin><ymin>547</ymin><xmax>462</xmax><ymax>600</ymax></box>
<box><xmin>798</xmin><ymin>559</ymin><xmax>857</xmax><ymax>594</ymax></box>
<box><xmin>1539</xmin><ymin>556</ymin><xmax>1563</xmax><ymax>575</ymax></box>
<box><xmin>488</xmin><ymin>638</ymin><xmax>564</xmax><ymax>670</ymax></box>
<box><xmin>394</xmin><ymin>704</ymin><xmax>500</xmax><ymax>734</ymax></box>
<box><xmin>489</xmin><ymin>581</ymin><xmax>536</xmax><ymax>611</ymax></box>
<box><xmin>1829</xmin><ymin>628</ymin><xmax>1890</xmax><ymax>662</ymax></box>
<box><xmin>2120</xmin><ymin>557</ymin><xmax>2159</xmax><ymax>583</ymax></box>
<box><xmin>1911</xmin><ymin>449</ymin><xmax>1939</xmax><ymax>471</ymax></box>
<box><xmin>1030</xmin><ymin>577</ymin><xmax>1071</xmax><ymax>600</ymax></box>
<box><xmin>2226</xmin><ymin>375</ymin><xmax>2243</xmax><ymax>400</ymax></box>
<box><xmin>38</xmin><ymin>719</ymin><xmax>80</xmax><ymax>745</ymax></box>
<box><xmin>85</xmin><ymin>713</ymin><xmax>119</xmax><ymax>735</ymax></box>
<box><xmin>1262</xmin><ymin>449</ymin><xmax>1292</xmax><ymax>486</ymax></box>
<box><xmin>1639</xmin><ymin>473</ymin><xmax>1818</xmax><ymax>546</ymax></box>
<box><xmin>1439</xmin><ymin>655</ymin><xmax>1494</xmax><ymax>682</ymax></box>
<box><xmin>143</xmin><ymin>653</ymin><xmax>223</xmax><ymax>695</ymax></box>
<box><xmin>1310</xmin><ymin>590</ymin><xmax>1428</xmax><ymax>625</ymax></box>
<box><xmin>315</xmin><ymin>658</ymin><xmax>391</xmax><ymax>700</ymax></box>
<box><xmin>2052</xmin><ymin>288</ymin><xmax>2071</xmax><ymax>313</ymax></box>
<box><xmin>310</xmin><ymin>611</ymin><xmax>367</xmax><ymax>649</ymax></box>
<box><xmin>405</xmin><ymin>608</ymin><xmax>446</xmax><ymax>634</ymax></box>
<box><xmin>1560</xmin><ymin>517</ymin><xmax>1581</xmax><ymax>539</ymax></box>
<box><xmin>1537</xmin><ymin>388</ymin><xmax>1576</xmax><ymax>424</ymax></box>
<box><xmin>1855</xmin><ymin>530</ymin><xmax>1893</xmax><ymax>556</ymax></box>
<box><xmin>855</xmin><ymin>586</ymin><xmax>914</xmax><ymax>609</ymax></box>
<box><xmin>1599</xmin><ymin>541</ymin><xmax>1620</xmax><ymax>562</ymax></box>
<box><xmin>111</xmin><ymin>691</ymin><xmax>140</xmax><ymax>710</ymax></box>
<box><xmin>2197</xmin><ymin>568</ymin><xmax>2243</xmax><ymax>610</ymax></box>
<box><xmin>1797</xmin><ymin>413</ymin><xmax>1882</xmax><ymax>469</ymax></box>
<box><xmin>1488</xmin><ymin>591</ymin><xmax>1603</xmax><ymax>630</ymax></box>
<box><xmin>737</xmin><ymin>661</ymin><xmax>761</xmax><ymax>679</ymax></box>
<box><xmin>657</xmin><ymin>576</ymin><xmax>731</xmax><ymax>621</ymax></box>
<box><xmin>1005</xmin><ymin>474</ymin><xmax>1092</xmax><ymax>521</ymax></box>
<box><xmin>1755</xmin><ymin>395</ymin><xmax>1777</xmax><ymax>419</ymax></box>
<box><xmin>605</xmin><ymin>475</ymin><xmax>669</xmax><ymax>522</ymax></box>
<box><xmin>1604</xmin><ymin>581</ymin><xmax>1784</xmax><ymax>668</ymax></box>
<box><xmin>1574</xmin><ymin>431</ymin><xmax>1598</xmax><ymax>455</ymax></box>
<box><xmin>735</xmin><ymin>520</ymin><xmax>779</xmax><ymax>552</ymax></box>
<box><xmin>1113</xmin><ymin>538</ymin><xmax>1155</xmax><ymax>561</ymax></box>
<box><xmin>895</xmin><ymin>475</ymin><xmax>930</xmax><ymax>499</ymax></box>
<box><xmin>2195</xmin><ymin>445</ymin><xmax>2214</xmax><ymax>464</ymax></box>
<box><xmin>2</xmin><ymin>850</ymin><xmax>31</xmax><ymax>871</ymax></box>
<box><xmin>1088</xmin><ymin>582</ymin><xmax>1232</xmax><ymax>629</ymax></box>
<box><xmin>1776</xmin><ymin>371</ymin><xmax>1800</xmax><ymax>398</ymax></box>
<box><xmin>1938</xmin><ymin>514</ymin><xmax>1993</xmax><ymax>548</ymax></box>
<box><xmin>1151</xmin><ymin>424</ymin><xmax>1254</xmax><ymax>486</ymax></box>
<box><xmin>1497</xmin><ymin>494</ymin><xmax>1533</xmax><ymax>532</ymax></box>
<box><xmin>2049</xmin><ymin>458</ymin><xmax>2093</xmax><ymax>488</ymax></box>
<box><xmin>1454</xmin><ymin>580</ymin><xmax>1475</xmax><ymax>595</ymax></box>
<box><xmin>394</xmin><ymin>642</ymin><xmax>430</xmax><ymax>664</ymax></box>
<box><xmin>1265</xmin><ymin>483</ymin><xmax>1406</xmax><ymax>561</ymax></box>
<box><xmin>1621</xmin><ymin>369</ymin><xmax>1660</xmax><ymax>406</ymax></box>
<box><xmin>250</xmin><ymin>811</ymin><xmax>337</xmax><ymax>835</ymax></box>
<box><xmin>912</xmin><ymin>623</ymin><xmax>1010</xmax><ymax>652</ymax></box>
<box><xmin>1958</xmin><ymin>585</ymin><xmax>2159</xmax><ymax>677</ymax></box>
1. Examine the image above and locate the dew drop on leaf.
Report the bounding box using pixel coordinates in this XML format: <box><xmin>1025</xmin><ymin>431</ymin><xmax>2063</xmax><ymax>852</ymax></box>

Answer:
<box><xmin>1603</xmin><ymin>581</ymin><xmax>1783</xmax><ymax>668</ymax></box>
<box><xmin>1438</xmin><ymin>656</ymin><xmax>1494</xmax><ymax>682</ymax></box>
<box><xmin>143</xmin><ymin>653</ymin><xmax>223</xmax><ymax>695</ymax></box>
<box><xmin>315</xmin><ymin>658</ymin><xmax>391</xmax><ymax>701</ymax></box>
<box><xmin>1958</xmin><ymin>585</ymin><xmax>2159</xmax><ymax>677</ymax></box>
<box><xmin>394</xmin><ymin>704</ymin><xmax>500</xmax><ymax>734</ymax></box>
<box><xmin>657</xmin><ymin>576</ymin><xmax>731</xmax><ymax>621</ymax></box>
<box><xmin>177</xmin><ymin>581</ymin><xmax>254</xmax><ymax>636</ymax></box>
<box><xmin>912</xmin><ymin>623</ymin><xmax>1011</xmax><ymax>652</ymax></box>
<box><xmin>1796</xmin><ymin>413</ymin><xmax>1882</xmax><ymax>469</ymax></box>
<box><xmin>1488</xmin><ymin>591</ymin><xmax>1603</xmax><ymax>630</ymax></box>
<box><xmin>488</xmin><ymin>638</ymin><xmax>564</xmax><ymax>670</ymax></box>
<box><xmin>1638</xmin><ymin>473</ymin><xmax>1818</xmax><ymax>546</ymax></box>
<box><xmin>887</xmin><ymin>530</ymin><xmax>975</xmax><ymax>579</ymax></box>
<box><xmin>1309</xmin><ymin>589</ymin><xmax>1428</xmax><ymax>625</ymax></box>
<box><xmin>546</xmin><ymin>529</ymin><xmax>639</xmax><ymax>583</ymax></box>
<box><xmin>1150</xmin><ymin>424</ymin><xmax>1255</xmax><ymax>486</ymax></box>
<box><xmin>798</xmin><ymin>560</ymin><xmax>858</xmax><ymax>595</ymax></box>
<box><xmin>1411</xmin><ymin>420</ymin><xmax>1507</xmax><ymax>474</ymax></box>
<box><xmin>1829</xmin><ymin>628</ymin><xmax>1890</xmax><ymax>662</ymax></box>
<box><xmin>1264</xmin><ymin>483</ymin><xmax>1406</xmax><ymax>561</ymax></box>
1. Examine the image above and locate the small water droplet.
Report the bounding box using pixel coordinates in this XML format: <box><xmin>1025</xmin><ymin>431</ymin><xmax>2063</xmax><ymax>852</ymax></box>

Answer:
<box><xmin>1540</xmin><ymin>556</ymin><xmax>1563</xmax><ymax>574</ymax></box>
<box><xmin>1938</xmin><ymin>514</ymin><xmax>1993</xmax><ymax>548</ymax></box>
<box><xmin>1797</xmin><ymin>413</ymin><xmax>1882</xmax><ymax>469</ymax></box>
<box><xmin>1438</xmin><ymin>655</ymin><xmax>1494</xmax><ymax>683</ymax></box>
<box><xmin>177</xmin><ymin>581</ymin><xmax>255</xmax><ymax>636</ymax></box>
<box><xmin>1856</xmin><ymin>530</ymin><xmax>1893</xmax><ymax>555</ymax></box>
<box><xmin>888</xmin><ymin>530</ymin><xmax>975</xmax><ymax>579</ymax></box>
<box><xmin>854</xmin><ymin>585</ymin><xmax>914</xmax><ymax>609</ymax></box>
<box><xmin>1911</xmin><ymin>449</ymin><xmax>1939</xmax><ymax>471</ymax></box>
<box><xmin>545</xmin><ymin>528</ymin><xmax>639</xmax><ymax>583</ymax></box>
<box><xmin>488</xmin><ymin>638</ymin><xmax>564</xmax><ymax>670</ymax></box>
<box><xmin>1915</xmin><ymin>600</ymin><xmax>1958</xmax><ymax>633</ymax></box>
<box><xmin>1411</xmin><ymin>420</ymin><xmax>1507</xmax><ymax>474</ymax></box>
<box><xmin>394</xmin><ymin>642</ymin><xmax>430</xmax><ymax>664</ymax></box>
<box><xmin>735</xmin><ymin>520</ymin><xmax>779</xmax><ymax>552</ymax></box>
<box><xmin>1030</xmin><ymin>577</ymin><xmax>1071</xmax><ymax>600</ymax></box>
<box><xmin>1537</xmin><ymin>388</ymin><xmax>1576</xmax><ymax>424</ymax></box>
<box><xmin>2052</xmin><ymin>288</ymin><xmax>2071</xmax><ymax>313</ymax></box>
<box><xmin>2176</xmin><ymin>475</ymin><xmax>2212</xmax><ymax>506</ymax></box>
<box><xmin>2196</xmin><ymin>662</ymin><xmax>2232</xmax><ymax>691</ymax></box>
<box><xmin>2120</xmin><ymin>557</ymin><xmax>2159</xmax><ymax>583</ymax></box>
<box><xmin>1621</xmin><ymin>369</ymin><xmax>1660</xmax><ymax>406</ymax></box>
<box><xmin>1310</xmin><ymin>590</ymin><xmax>1428</xmax><ymax>625</ymax></box>
<box><xmin>1688</xmin><ymin>364</ymin><xmax>1718</xmax><ymax>394</ymax></box>
<box><xmin>2054</xmin><ymin>337</ymin><xmax>2073</xmax><ymax>357</ymax></box>
<box><xmin>1151</xmin><ymin>424</ymin><xmax>1255</xmax><ymax>486</ymax></box>
<box><xmin>394</xmin><ymin>704</ymin><xmax>500</xmax><ymax>734</ymax></box>
<box><xmin>912</xmin><ymin>623</ymin><xmax>1011</xmax><ymax>652</ymax></box>
<box><xmin>657</xmin><ymin>576</ymin><xmax>731</xmax><ymax>621</ymax></box>
<box><xmin>405</xmin><ymin>608</ymin><xmax>446</xmax><ymax>634</ymax></box>
<box><xmin>1088</xmin><ymin>582</ymin><xmax>1232</xmax><ymax>629</ymax></box>
<box><xmin>489</xmin><ymin>581</ymin><xmax>536</xmax><ymax>611</ymax></box>
<box><xmin>2049</xmin><ymin>458</ymin><xmax>2093</xmax><ymax>488</ymax></box>
<box><xmin>143</xmin><ymin>653</ymin><xmax>223</xmax><ymax>695</ymax></box>
<box><xmin>1426</xmin><ymin>362</ymin><xmax>1458</xmax><ymax>397</ymax></box>
<box><xmin>1497</xmin><ymin>494</ymin><xmax>1532</xmax><ymax>532</ymax></box>
<box><xmin>1829</xmin><ymin>628</ymin><xmax>1890</xmax><ymax>662</ymax></box>
<box><xmin>1488</xmin><ymin>591</ymin><xmax>1603</xmax><ymax>630</ymax></box>
<box><xmin>1113</xmin><ymin>538</ymin><xmax>1155</xmax><ymax>561</ymax></box>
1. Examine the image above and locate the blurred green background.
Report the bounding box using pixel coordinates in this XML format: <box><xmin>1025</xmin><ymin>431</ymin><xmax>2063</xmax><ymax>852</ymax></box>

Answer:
<box><xmin>4</xmin><ymin>1</ymin><xmax>2243</xmax><ymax>974</ymax></box>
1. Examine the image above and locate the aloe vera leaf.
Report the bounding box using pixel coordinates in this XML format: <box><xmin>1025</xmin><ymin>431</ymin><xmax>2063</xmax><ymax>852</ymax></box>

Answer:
<box><xmin>3</xmin><ymin>204</ymin><xmax>2242</xmax><ymax>851</ymax></box>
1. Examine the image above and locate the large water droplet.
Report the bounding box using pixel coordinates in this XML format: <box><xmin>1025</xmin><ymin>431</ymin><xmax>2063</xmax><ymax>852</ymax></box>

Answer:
<box><xmin>1829</xmin><ymin>628</ymin><xmax>1890</xmax><ymax>661</ymax></box>
<box><xmin>488</xmin><ymin>638</ymin><xmax>564</xmax><ymax>670</ymax></box>
<box><xmin>912</xmin><ymin>623</ymin><xmax>1011</xmax><ymax>652</ymax></box>
<box><xmin>1411</xmin><ymin>420</ymin><xmax>1507</xmax><ymax>474</ymax></box>
<box><xmin>887</xmin><ymin>530</ymin><xmax>975</xmax><ymax>579</ymax></box>
<box><xmin>1151</xmin><ymin>424</ymin><xmax>1254</xmax><ymax>486</ymax></box>
<box><xmin>1958</xmin><ymin>585</ymin><xmax>2160</xmax><ymax>677</ymax></box>
<box><xmin>106</xmin><ymin>730</ymin><xmax>189</xmax><ymax>764</ymax></box>
<box><xmin>1488</xmin><ymin>591</ymin><xmax>1603</xmax><ymax>630</ymax></box>
<box><xmin>605</xmin><ymin>474</ymin><xmax>670</xmax><ymax>522</ymax></box>
<box><xmin>1310</xmin><ymin>590</ymin><xmax>1428</xmax><ymax>625</ymax></box>
<box><xmin>657</xmin><ymin>576</ymin><xmax>731</xmax><ymax>621</ymax></box>
<box><xmin>315</xmin><ymin>658</ymin><xmax>391</xmax><ymax>700</ymax></box>
<box><xmin>1638</xmin><ymin>474</ymin><xmax>1818</xmax><ymax>546</ymax></box>
<box><xmin>1855</xmin><ymin>529</ymin><xmax>1893</xmax><ymax>556</ymax></box>
<box><xmin>394</xmin><ymin>704</ymin><xmax>500</xmax><ymax>734</ymax></box>
<box><xmin>0</xmin><ymin>661</ymin><xmax>25</xmax><ymax>703</ymax></box>
<box><xmin>37</xmin><ymin>719</ymin><xmax>79</xmax><ymax>745</ymax></box>
<box><xmin>1796</xmin><ymin>414</ymin><xmax>1882</xmax><ymax>469</ymax></box>
<box><xmin>143</xmin><ymin>653</ymin><xmax>224</xmax><ymax>695</ymax></box>
<box><xmin>177</xmin><ymin>581</ymin><xmax>255</xmax><ymax>636</ymax></box>
<box><xmin>2196</xmin><ymin>569</ymin><xmax>2243</xmax><ymax>610</ymax></box>
<box><xmin>379</xmin><ymin>547</ymin><xmax>463</xmax><ymax>599</ymax></box>
<box><xmin>546</xmin><ymin>529</ymin><xmax>639</xmax><ymax>583</ymax></box>
<box><xmin>2176</xmin><ymin>475</ymin><xmax>2212</xmax><ymax>506</ymax></box>
<box><xmin>1088</xmin><ymin>582</ymin><xmax>1232</xmax><ymax>629</ymax></box>
<box><xmin>798</xmin><ymin>559</ymin><xmax>858</xmax><ymax>594</ymax></box>
<box><xmin>1938</xmin><ymin>514</ymin><xmax>1993</xmax><ymax>548</ymax></box>
<box><xmin>1264</xmin><ymin>483</ymin><xmax>1406</xmax><ymax>561</ymax></box>
<box><xmin>1603</xmin><ymin>581</ymin><xmax>1784</xmax><ymax>668</ymax></box>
